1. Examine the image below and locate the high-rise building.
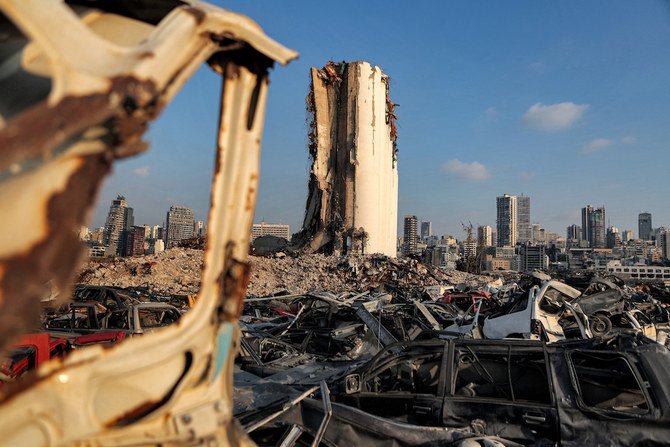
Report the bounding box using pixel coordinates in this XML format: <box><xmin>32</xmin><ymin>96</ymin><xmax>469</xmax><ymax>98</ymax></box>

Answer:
<box><xmin>661</xmin><ymin>230</ymin><xmax>670</xmax><ymax>260</ymax></box>
<box><xmin>149</xmin><ymin>239</ymin><xmax>165</xmax><ymax>254</ymax></box>
<box><xmin>477</xmin><ymin>225</ymin><xmax>492</xmax><ymax>247</ymax></box>
<box><xmin>639</xmin><ymin>212</ymin><xmax>652</xmax><ymax>240</ymax></box>
<box><xmin>103</xmin><ymin>195</ymin><xmax>129</xmax><ymax>256</ymax></box>
<box><xmin>463</xmin><ymin>239</ymin><xmax>477</xmax><ymax>258</ymax></box>
<box><xmin>78</xmin><ymin>226</ymin><xmax>91</xmax><ymax>241</ymax></box>
<box><xmin>622</xmin><ymin>230</ymin><xmax>634</xmax><ymax>242</ymax></box>
<box><xmin>125</xmin><ymin>226</ymin><xmax>146</xmax><ymax>256</ymax></box>
<box><xmin>142</xmin><ymin>225</ymin><xmax>151</xmax><ymax>239</ymax></box>
<box><xmin>581</xmin><ymin>205</ymin><xmax>593</xmax><ymax>245</ymax></box>
<box><xmin>589</xmin><ymin>207</ymin><xmax>606</xmax><ymax>248</ymax></box>
<box><xmin>420</xmin><ymin>221</ymin><xmax>432</xmax><ymax>241</ymax></box>
<box><xmin>496</xmin><ymin>194</ymin><xmax>517</xmax><ymax>247</ymax></box>
<box><xmin>118</xmin><ymin>206</ymin><xmax>135</xmax><ymax>256</ymax></box>
<box><xmin>581</xmin><ymin>205</ymin><xmax>606</xmax><ymax>248</ymax></box>
<box><xmin>194</xmin><ymin>220</ymin><xmax>204</xmax><ymax>237</ymax></box>
<box><xmin>519</xmin><ymin>243</ymin><xmax>546</xmax><ymax>271</ymax></box>
<box><xmin>566</xmin><ymin>224</ymin><xmax>581</xmax><ymax>240</ymax></box>
<box><xmin>516</xmin><ymin>195</ymin><xmax>531</xmax><ymax>243</ymax></box>
<box><xmin>165</xmin><ymin>205</ymin><xmax>195</xmax><ymax>248</ymax></box>
<box><xmin>402</xmin><ymin>215</ymin><xmax>418</xmax><ymax>256</ymax></box>
<box><xmin>653</xmin><ymin>227</ymin><xmax>667</xmax><ymax>244</ymax></box>
<box><xmin>151</xmin><ymin>225</ymin><xmax>164</xmax><ymax>240</ymax></box>
<box><xmin>606</xmin><ymin>226</ymin><xmax>621</xmax><ymax>249</ymax></box>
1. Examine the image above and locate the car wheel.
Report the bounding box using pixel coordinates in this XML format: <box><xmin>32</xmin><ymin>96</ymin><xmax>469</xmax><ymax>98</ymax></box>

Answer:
<box><xmin>591</xmin><ymin>315</ymin><xmax>612</xmax><ymax>337</ymax></box>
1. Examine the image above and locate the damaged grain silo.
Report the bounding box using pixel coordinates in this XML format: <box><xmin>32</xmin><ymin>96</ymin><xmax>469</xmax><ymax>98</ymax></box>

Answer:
<box><xmin>295</xmin><ymin>61</ymin><xmax>399</xmax><ymax>257</ymax></box>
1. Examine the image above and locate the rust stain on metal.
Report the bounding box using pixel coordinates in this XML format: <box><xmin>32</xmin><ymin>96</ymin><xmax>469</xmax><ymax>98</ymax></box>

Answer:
<box><xmin>138</xmin><ymin>51</ymin><xmax>155</xmax><ymax>59</ymax></box>
<box><xmin>0</xmin><ymin>95</ymin><xmax>113</xmax><ymax>171</ymax></box>
<box><xmin>104</xmin><ymin>400</ymin><xmax>160</xmax><ymax>428</ymax></box>
<box><xmin>0</xmin><ymin>76</ymin><xmax>159</xmax><ymax>173</ymax></box>
<box><xmin>183</xmin><ymin>6</ymin><xmax>206</xmax><ymax>25</ymax></box>
<box><xmin>218</xmin><ymin>243</ymin><xmax>251</xmax><ymax>320</ymax></box>
<box><xmin>0</xmin><ymin>154</ymin><xmax>112</xmax><ymax>355</ymax></box>
<box><xmin>245</xmin><ymin>173</ymin><xmax>258</xmax><ymax>211</ymax></box>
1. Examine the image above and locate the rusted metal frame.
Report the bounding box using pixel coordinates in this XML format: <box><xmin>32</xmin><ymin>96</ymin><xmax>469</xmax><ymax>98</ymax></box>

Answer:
<box><xmin>3</xmin><ymin>31</ymin><xmax>286</xmax><ymax>444</ymax></box>
<box><xmin>0</xmin><ymin>1</ymin><xmax>297</xmax><ymax>445</ymax></box>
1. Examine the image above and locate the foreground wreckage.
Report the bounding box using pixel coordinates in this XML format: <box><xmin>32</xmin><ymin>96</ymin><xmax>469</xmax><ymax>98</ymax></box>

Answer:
<box><xmin>0</xmin><ymin>0</ymin><xmax>297</xmax><ymax>445</ymax></box>
<box><xmin>237</xmin><ymin>272</ymin><xmax>670</xmax><ymax>446</ymax></box>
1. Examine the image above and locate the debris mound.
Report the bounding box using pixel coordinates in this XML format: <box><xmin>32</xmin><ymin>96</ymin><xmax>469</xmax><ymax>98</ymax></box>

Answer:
<box><xmin>77</xmin><ymin>249</ymin><xmax>492</xmax><ymax>296</ymax></box>
<box><xmin>77</xmin><ymin>248</ymin><xmax>204</xmax><ymax>295</ymax></box>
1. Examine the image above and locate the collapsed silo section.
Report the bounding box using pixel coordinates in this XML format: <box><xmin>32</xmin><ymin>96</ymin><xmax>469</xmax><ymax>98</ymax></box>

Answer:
<box><xmin>296</xmin><ymin>61</ymin><xmax>398</xmax><ymax>257</ymax></box>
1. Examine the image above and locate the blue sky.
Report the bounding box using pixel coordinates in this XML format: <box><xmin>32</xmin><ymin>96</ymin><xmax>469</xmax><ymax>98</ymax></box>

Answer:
<box><xmin>93</xmin><ymin>0</ymin><xmax>670</xmax><ymax>239</ymax></box>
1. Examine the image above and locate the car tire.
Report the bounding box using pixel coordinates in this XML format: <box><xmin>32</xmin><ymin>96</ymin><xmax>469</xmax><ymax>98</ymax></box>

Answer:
<box><xmin>591</xmin><ymin>315</ymin><xmax>612</xmax><ymax>337</ymax></box>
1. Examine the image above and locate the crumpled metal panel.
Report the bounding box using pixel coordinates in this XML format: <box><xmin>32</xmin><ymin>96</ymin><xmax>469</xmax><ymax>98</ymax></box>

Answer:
<box><xmin>0</xmin><ymin>1</ymin><xmax>296</xmax><ymax>445</ymax></box>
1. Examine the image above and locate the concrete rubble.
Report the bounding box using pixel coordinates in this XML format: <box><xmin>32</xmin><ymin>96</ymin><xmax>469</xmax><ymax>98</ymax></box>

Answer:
<box><xmin>76</xmin><ymin>248</ymin><xmax>490</xmax><ymax>297</ymax></box>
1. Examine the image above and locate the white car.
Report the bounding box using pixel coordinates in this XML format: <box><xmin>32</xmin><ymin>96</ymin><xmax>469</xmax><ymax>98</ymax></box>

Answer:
<box><xmin>482</xmin><ymin>280</ymin><xmax>587</xmax><ymax>342</ymax></box>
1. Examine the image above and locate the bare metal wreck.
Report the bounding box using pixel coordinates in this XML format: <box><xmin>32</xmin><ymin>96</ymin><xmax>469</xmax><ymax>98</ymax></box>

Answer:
<box><xmin>0</xmin><ymin>0</ymin><xmax>296</xmax><ymax>445</ymax></box>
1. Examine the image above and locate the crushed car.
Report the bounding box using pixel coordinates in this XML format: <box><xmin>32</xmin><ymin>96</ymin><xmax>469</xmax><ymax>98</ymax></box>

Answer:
<box><xmin>334</xmin><ymin>335</ymin><xmax>670</xmax><ymax>446</ymax></box>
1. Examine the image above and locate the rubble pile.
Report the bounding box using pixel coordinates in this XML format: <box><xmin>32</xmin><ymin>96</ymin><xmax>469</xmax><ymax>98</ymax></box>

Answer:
<box><xmin>77</xmin><ymin>249</ymin><xmax>204</xmax><ymax>295</ymax></box>
<box><xmin>247</xmin><ymin>254</ymin><xmax>492</xmax><ymax>297</ymax></box>
<box><xmin>77</xmin><ymin>249</ymin><xmax>492</xmax><ymax>297</ymax></box>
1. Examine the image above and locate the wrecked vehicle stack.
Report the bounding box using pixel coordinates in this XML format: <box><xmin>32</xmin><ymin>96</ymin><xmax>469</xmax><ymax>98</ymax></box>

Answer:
<box><xmin>234</xmin><ymin>266</ymin><xmax>670</xmax><ymax>445</ymax></box>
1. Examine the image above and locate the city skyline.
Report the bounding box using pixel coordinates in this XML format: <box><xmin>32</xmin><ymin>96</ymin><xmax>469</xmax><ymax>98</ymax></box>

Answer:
<box><xmin>91</xmin><ymin>1</ymin><xmax>670</xmax><ymax>237</ymax></box>
<box><xmin>91</xmin><ymin>191</ymin><xmax>665</xmax><ymax>242</ymax></box>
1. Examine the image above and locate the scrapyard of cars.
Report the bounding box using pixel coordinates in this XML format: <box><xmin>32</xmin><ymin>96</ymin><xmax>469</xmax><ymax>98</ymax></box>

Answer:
<box><xmin>1</xmin><ymin>0</ymin><xmax>670</xmax><ymax>445</ymax></box>
<box><xmin>235</xmin><ymin>269</ymin><xmax>670</xmax><ymax>446</ymax></box>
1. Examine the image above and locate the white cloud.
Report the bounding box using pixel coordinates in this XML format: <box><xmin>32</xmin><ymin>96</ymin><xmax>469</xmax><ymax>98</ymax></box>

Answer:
<box><xmin>621</xmin><ymin>136</ymin><xmax>637</xmax><ymax>144</ymax></box>
<box><xmin>522</xmin><ymin>102</ymin><xmax>589</xmax><ymax>131</ymax></box>
<box><xmin>442</xmin><ymin>159</ymin><xmax>491</xmax><ymax>181</ymax></box>
<box><xmin>133</xmin><ymin>166</ymin><xmax>150</xmax><ymax>177</ymax></box>
<box><xmin>582</xmin><ymin>138</ymin><xmax>613</xmax><ymax>154</ymax></box>
<box><xmin>529</xmin><ymin>62</ymin><xmax>546</xmax><ymax>73</ymax></box>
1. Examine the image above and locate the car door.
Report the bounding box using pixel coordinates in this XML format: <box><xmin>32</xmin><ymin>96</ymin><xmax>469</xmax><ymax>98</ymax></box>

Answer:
<box><xmin>554</xmin><ymin>348</ymin><xmax>664</xmax><ymax>446</ymax></box>
<box><xmin>340</xmin><ymin>344</ymin><xmax>447</xmax><ymax>426</ymax></box>
<box><xmin>443</xmin><ymin>341</ymin><xmax>559</xmax><ymax>444</ymax></box>
<box><xmin>482</xmin><ymin>287</ymin><xmax>536</xmax><ymax>339</ymax></box>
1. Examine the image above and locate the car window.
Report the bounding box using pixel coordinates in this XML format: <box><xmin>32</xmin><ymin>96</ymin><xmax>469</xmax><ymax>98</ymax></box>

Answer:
<box><xmin>107</xmin><ymin>310</ymin><xmax>129</xmax><ymax>329</ymax></box>
<box><xmin>73</xmin><ymin>307</ymin><xmax>93</xmax><ymax>329</ymax></box>
<box><xmin>138</xmin><ymin>308</ymin><xmax>180</xmax><ymax>329</ymax></box>
<box><xmin>487</xmin><ymin>289</ymin><xmax>530</xmax><ymax>319</ymax></box>
<box><xmin>507</xmin><ymin>294</ymin><xmax>529</xmax><ymax>314</ymax></box>
<box><xmin>364</xmin><ymin>352</ymin><xmax>443</xmax><ymax>394</ymax></box>
<box><xmin>569</xmin><ymin>351</ymin><xmax>649</xmax><ymax>415</ymax></box>
<box><xmin>452</xmin><ymin>345</ymin><xmax>551</xmax><ymax>404</ymax></box>
<box><xmin>538</xmin><ymin>288</ymin><xmax>570</xmax><ymax>314</ymax></box>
